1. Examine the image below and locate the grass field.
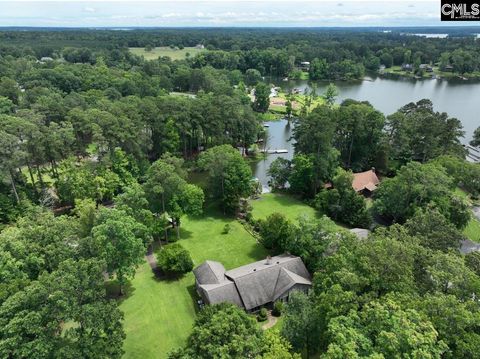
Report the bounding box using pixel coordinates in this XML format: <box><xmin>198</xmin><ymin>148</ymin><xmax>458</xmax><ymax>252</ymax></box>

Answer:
<box><xmin>129</xmin><ymin>47</ymin><xmax>205</xmax><ymax>61</ymax></box>
<box><xmin>120</xmin><ymin>207</ymin><xmax>267</xmax><ymax>359</ymax></box>
<box><xmin>250</xmin><ymin>192</ymin><xmax>318</xmax><ymax>223</ymax></box>
<box><xmin>465</xmin><ymin>217</ymin><xmax>480</xmax><ymax>243</ymax></box>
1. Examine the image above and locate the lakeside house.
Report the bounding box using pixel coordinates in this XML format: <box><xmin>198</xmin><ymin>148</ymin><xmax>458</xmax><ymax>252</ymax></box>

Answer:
<box><xmin>299</xmin><ymin>61</ymin><xmax>310</xmax><ymax>71</ymax></box>
<box><xmin>193</xmin><ymin>254</ymin><xmax>311</xmax><ymax>312</ymax></box>
<box><xmin>352</xmin><ymin>169</ymin><xmax>380</xmax><ymax>196</ymax></box>
<box><xmin>419</xmin><ymin>64</ymin><xmax>433</xmax><ymax>72</ymax></box>
<box><xmin>401</xmin><ymin>63</ymin><xmax>413</xmax><ymax>72</ymax></box>
<box><xmin>324</xmin><ymin>169</ymin><xmax>380</xmax><ymax>196</ymax></box>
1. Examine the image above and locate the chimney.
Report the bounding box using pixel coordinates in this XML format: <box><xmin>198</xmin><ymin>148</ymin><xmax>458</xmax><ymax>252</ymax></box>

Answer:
<box><xmin>371</xmin><ymin>167</ymin><xmax>376</xmax><ymax>173</ymax></box>
<box><xmin>265</xmin><ymin>256</ymin><xmax>272</xmax><ymax>265</ymax></box>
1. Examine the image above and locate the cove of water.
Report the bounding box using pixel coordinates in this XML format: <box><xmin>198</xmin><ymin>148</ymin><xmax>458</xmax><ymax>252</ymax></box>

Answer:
<box><xmin>270</xmin><ymin>76</ymin><xmax>479</xmax><ymax>143</ymax></box>
<box><xmin>253</xmin><ymin>76</ymin><xmax>480</xmax><ymax>189</ymax></box>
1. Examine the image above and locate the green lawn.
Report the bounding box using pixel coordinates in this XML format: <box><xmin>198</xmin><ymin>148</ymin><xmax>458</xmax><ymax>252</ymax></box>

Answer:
<box><xmin>250</xmin><ymin>192</ymin><xmax>318</xmax><ymax>223</ymax></box>
<box><xmin>464</xmin><ymin>217</ymin><xmax>480</xmax><ymax>243</ymax></box>
<box><xmin>129</xmin><ymin>47</ymin><xmax>205</xmax><ymax>61</ymax></box>
<box><xmin>120</xmin><ymin>208</ymin><xmax>267</xmax><ymax>359</ymax></box>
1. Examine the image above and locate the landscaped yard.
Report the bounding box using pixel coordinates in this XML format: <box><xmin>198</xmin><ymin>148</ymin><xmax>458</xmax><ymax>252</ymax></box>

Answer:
<box><xmin>129</xmin><ymin>47</ymin><xmax>205</xmax><ymax>61</ymax></box>
<box><xmin>250</xmin><ymin>192</ymin><xmax>318</xmax><ymax>223</ymax></box>
<box><xmin>120</xmin><ymin>207</ymin><xmax>268</xmax><ymax>359</ymax></box>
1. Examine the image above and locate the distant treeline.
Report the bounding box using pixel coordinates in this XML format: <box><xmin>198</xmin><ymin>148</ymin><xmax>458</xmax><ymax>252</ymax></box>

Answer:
<box><xmin>1</xmin><ymin>28</ymin><xmax>480</xmax><ymax>79</ymax></box>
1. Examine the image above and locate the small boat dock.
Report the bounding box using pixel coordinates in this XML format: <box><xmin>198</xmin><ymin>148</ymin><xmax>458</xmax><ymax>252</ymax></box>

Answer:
<box><xmin>260</xmin><ymin>149</ymin><xmax>288</xmax><ymax>154</ymax></box>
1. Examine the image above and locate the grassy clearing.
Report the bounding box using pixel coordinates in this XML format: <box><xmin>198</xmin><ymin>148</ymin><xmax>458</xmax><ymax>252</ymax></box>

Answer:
<box><xmin>250</xmin><ymin>192</ymin><xmax>318</xmax><ymax>223</ymax></box>
<box><xmin>120</xmin><ymin>207</ymin><xmax>267</xmax><ymax>359</ymax></box>
<box><xmin>129</xmin><ymin>47</ymin><xmax>205</xmax><ymax>61</ymax></box>
<box><xmin>464</xmin><ymin>218</ymin><xmax>480</xmax><ymax>243</ymax></box>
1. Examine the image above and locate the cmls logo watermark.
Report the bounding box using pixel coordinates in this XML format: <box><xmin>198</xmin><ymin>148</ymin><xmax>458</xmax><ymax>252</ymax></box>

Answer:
<box><xmin>441</xmin><ymin>0</ymin><xmax>480</xmax><ymax>20</ymax></box>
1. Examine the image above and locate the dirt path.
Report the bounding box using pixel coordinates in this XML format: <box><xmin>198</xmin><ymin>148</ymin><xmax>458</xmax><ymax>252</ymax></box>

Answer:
<box><xmin>145</xmin><ymin>246</ymin><xmax>158</xmax><ymax>270</ymax></box>
<box><xmin>261</xmin><ymin>311</ymin><xmax>278</xmax><ymax>330</ymax></box>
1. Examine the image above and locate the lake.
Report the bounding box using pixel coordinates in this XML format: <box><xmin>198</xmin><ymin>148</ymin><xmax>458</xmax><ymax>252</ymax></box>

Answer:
<box><xmin>253</xmin><ymin>76</ymin><xmax>479</xmax><ymax>189</ymax></box>
<box><xmin>270</xmin><ymin>76</ymin><xmax>479</xmax><ymax>143</ymax></box>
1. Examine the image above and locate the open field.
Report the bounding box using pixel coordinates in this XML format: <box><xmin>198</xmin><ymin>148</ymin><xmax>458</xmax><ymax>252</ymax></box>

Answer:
<box><xmin>120</xmin><ymin>207</ymin><xmax>267</xmax><ymax>359</ymax></box>
<box><xmin>250</xmin><ymin>192</ymin><xmax>318</xmax><ymax>223</ymax></box>
<box><xmin>129</xmin><ymin>47</ymin><xmax>205</xmax><ymax>61</ymax></box>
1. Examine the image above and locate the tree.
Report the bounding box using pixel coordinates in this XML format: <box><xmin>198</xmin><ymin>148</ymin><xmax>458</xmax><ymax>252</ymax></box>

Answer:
<box><xmin>91</xmin><ymin>208</ymin><xmax>150</xmax><ymax>295</ymax></box>
<box><xmin>413</xmin><ymin>294</ymin><xmax>480</xmax><ymax>359</ymax></box>
<box><xmin>0</xmin><ymin>259</ymin><xmax>125</xmax><ymax>359</ymax></box>
<box><xmin>258</xmin><ymin>213</ymin><xmax>295</xmax><ymax>251</ymax></box>
<box><xmin>281</xmin><ymin>291</ymin><xmax>321</xmax><ymax>356</ymax></box>
<box><xmin>288</xmin><ymin>155</ymin><xmax>315</xmax><ymax>197</ymax></box>
<box><xmin>322</xmin><ymin>83</ymin><xmax>339</xmax><ymax>107</ymax></box>
<box><xmin>471</xmin><ymin>126</ymin><xmax>480</xmax><ymax>147</ymax></box>
<box><xmin>157</xmin><ymin>243</ymin><xmax>194</xmax><ymax>274</ymax></box>
<box><xmin>385</xmin><ymin>99</ymin><xmax>466</xmax><ymax>165</ymax></box>
<box><xmin>379</xmin><ymin>52</ymin><xmax>393</xmax><ymax>68</ymax></box>
<box><xmin>0</xmin><ymin>96</ymin><xmax>14</xmax><ymax>114</ymax></box>
<box><xmin>336</xmin><ymin>100</ymin><xmax>385</xmax><ymax>171</ymax></box>
<box><xmin>405</xmin><ymin>208</ymin><xmax>465</xmax><ymax>252</ymax></box>
<box><xmin>268</xmin><ymin>157</ymin><xmax>291</xmax><ymax>190</ymax></box>
<box><xmin>293</xmin><ymin>105</ymin><xmax>339</xmax><ymax>196</ymax></box>
<box><xmin>323</xmin><ymin>299</ymin><xmax>447</xmax><ymax>358</ymax></box>
<box><xmin>423</xmin><ymin>251</ymin><xmax>480</xmax><ymax>300</ymax></box>
<box><xmin>262</xmin><ymin>330</ymin><xmax>301</xmax><ymax>359</ymax></box>
<box><xmin>170</xmin><ymin>303</ymin><xmax>266</xmax><ymax>358</ymax></box>
<box><xmin>144</xmin><ymin>156</ymin><xmax>204</xmax><ymax>238</ymax></box>
<box><xmin>253</xmin><ymin>82</ymin><xmax>270</xmax><ymax>113</ymax></box>
<box><xmin>315</xmin><ymin>169</ymin><xmax>371</xmax><ymax>228</ymax></box>
<box><xmin>432</xmin><ymin>155</ymin><xmax>480</xmax><ymax>197</ymax></box>
<box><xmin>0</xmin><ymin>77</ymin><xmax>20</xmax><ymax>104</ymax></box>
<box><xmin>169</xmin><ymin>183</ymin><xmax>204</xmax><ymax>238</ymax></box>
<box><xmin>244</xmin><ymin>68</ymin><xmax>262</xmax><ymax>86</ymax></box>
<box><xmin>198</xmin><ymin>145</ymin><xmax>252</xmax><ymax>213</ymax></box>
<box><xmin>309</xmin><ymin>58</ymin><xmax>329</xmax><ymax>80</ymax></box>
<box><xmin>373</xmin><ymin>161</ymin><xmax>468</xmax><ymax>226</ymax></box>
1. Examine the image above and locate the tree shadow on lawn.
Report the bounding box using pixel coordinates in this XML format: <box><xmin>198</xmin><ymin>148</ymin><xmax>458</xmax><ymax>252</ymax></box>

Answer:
<box><xmin>178</xmin><ymin>226</ymin><xmax>194</xmax><ymax>239</ymax></box>
<box><xmin>105</xmin><ymin>280</ymin><xmax>136</xmax><ymax>304</ymax></box>
<box><xmin>187</xmin><ymin>283</ymin><xmax>202</xmax><ymax>315</ymax></box>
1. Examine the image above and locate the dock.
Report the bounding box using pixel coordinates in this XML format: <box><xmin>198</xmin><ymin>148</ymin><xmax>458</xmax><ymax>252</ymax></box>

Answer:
<box><xmin>260</xmin><ymin>149</ymin><xmax>288</xmax><ymax>154</ymax></box>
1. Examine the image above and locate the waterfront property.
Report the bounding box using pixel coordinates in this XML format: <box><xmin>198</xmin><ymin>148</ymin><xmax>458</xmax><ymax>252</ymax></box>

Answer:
<box><xmin>352</xmin><ymin>169</ymin><xmax>380</xmax><ymax>195</ymax></box>
<box><xmin>194</xmin><ymin>254</ymin><xmax>311</xmax><ymax>312</ymax></box>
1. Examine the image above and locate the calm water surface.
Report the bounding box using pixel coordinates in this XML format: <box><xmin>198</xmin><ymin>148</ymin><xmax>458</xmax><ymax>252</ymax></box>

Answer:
<box><xmin>253</xmin><ymin>76</ymin><xmax>480</xmax><ymax>189</ymax></box>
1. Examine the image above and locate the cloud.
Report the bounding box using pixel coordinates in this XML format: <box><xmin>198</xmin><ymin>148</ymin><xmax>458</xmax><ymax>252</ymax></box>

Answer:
<box><xmin>84</xmin><ymin>7</ymin><xmax>96</xmax><ymax>13</ymax></box>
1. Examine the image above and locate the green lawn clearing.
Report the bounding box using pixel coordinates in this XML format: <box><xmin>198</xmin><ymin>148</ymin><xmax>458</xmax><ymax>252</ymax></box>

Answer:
<box><xmin>120</xmin><ymin>207</ymin><xmax>267</xmax><ymax>359</ymax></box>
<box><xmin>464</xmin><ymin>217</ymin><xmax>480</xmax><ymax>243</ymax></box>
<box><xmin>250</xmin><ymin>192</ymin><xmax>318</xmax><ymax>223</ymax></box>
<box><xmin>129</xmin><ymin>47</ymin><xmax>205</xmax><ymax>61</ymax></box>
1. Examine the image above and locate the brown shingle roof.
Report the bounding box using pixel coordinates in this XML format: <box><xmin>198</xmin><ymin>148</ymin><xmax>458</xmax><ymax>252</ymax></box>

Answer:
<box><xmin>352</xmin><ymin>170</ymin><xmax>380</xmax><ymax>192</ymax></box>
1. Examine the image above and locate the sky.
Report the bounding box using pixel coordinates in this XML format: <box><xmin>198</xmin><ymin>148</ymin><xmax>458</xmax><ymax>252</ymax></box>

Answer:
<box><xmin>0</xmin><ymin>0</ymin><xmax>463</xmax><ymax>28</ymax></box>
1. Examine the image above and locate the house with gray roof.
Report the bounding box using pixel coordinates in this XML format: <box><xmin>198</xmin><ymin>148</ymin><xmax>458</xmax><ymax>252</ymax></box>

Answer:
<box><xmin>193</xmin><ymin>254</ymin><xmax>311</xmax><ymax>312</ymax></box>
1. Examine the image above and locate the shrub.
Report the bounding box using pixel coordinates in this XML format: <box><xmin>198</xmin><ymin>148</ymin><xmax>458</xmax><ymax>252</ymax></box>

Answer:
<box><xmin>257</xmin><ymin>307</ymin><xmax>268</xmax><ymax>322</ymax></box>
<box><xmin>222</xmin><ymin>223</ymin><xmax>231</xmax><ymax>234</ymax></box>
<box><xmin>272</xmin><ymin>301</ymin><xmax>283</xmax><ymax>317</ymax></box>
<box><xmin>157</xmin><ymin>243</ymin><xmax>194</xmax><ymax>274</ymax></box>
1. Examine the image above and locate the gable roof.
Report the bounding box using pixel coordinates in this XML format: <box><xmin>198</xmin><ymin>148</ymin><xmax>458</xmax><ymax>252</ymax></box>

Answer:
<box><xmin>198</xmin><ymin>281</ymin><xmax>244</xmax><ymax>308</ymax></box>
<box><xmin>194</xmin><ymin>254</ymin><xmax>311</xmax><ymax>310</ymax></box>
<box><xmin>193</xmin><ymin>260</ymin><xmax>226</xmax><ymax>284</ymax></box>
<box><xmin>352</xmin><ymin>170</ymin><xmax>380</xmax><ymax>192</ymax></box>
